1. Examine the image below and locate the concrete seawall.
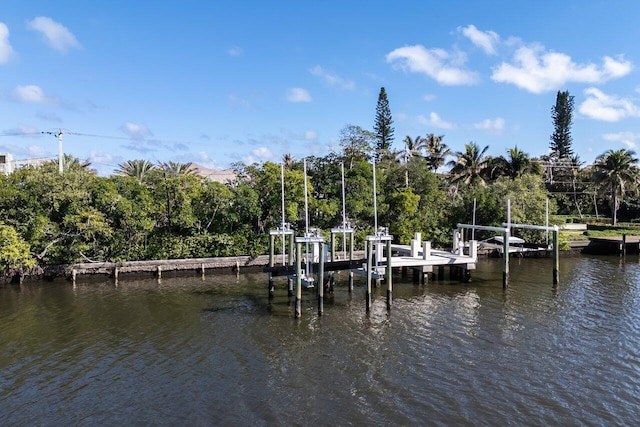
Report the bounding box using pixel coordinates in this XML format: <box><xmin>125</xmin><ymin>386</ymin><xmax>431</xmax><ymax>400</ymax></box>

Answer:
<box><xmin>55</xmin><ymin>251</ymin><xmax>368</xmax><ymax>280</ymax></box>
<box><xmin>61</xmin><ymin>255</ymin><xmax>271</xmax><ymax>277</ymax></box>
<box><xmin>28</xmin><ymin>242</ymin><xmax>587</xmax><ymax>283</ymax></box>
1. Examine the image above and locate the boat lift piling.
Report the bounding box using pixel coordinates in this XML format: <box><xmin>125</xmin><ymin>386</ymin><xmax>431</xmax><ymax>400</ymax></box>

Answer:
<box><xmin>458</xmin><ymin>224</ymin><xmax>510</xmax><ymax>288</ymax></box>
<box><xmin>268</xmin><ymin>224</ymin><xmax>294</xmax><ymax>298</ymax></box>
<box><xmin>364</xmin><ymin>229</ymin><xmax>393</xmax><ymax>312</ymax></box>
<box><xmin>317</xmin><ymin>241</ymin><xmax>325</xmax><ymax>315</ymax></box>
<box><xmin>501</xmin><ymin>222</ymin><xmax>560</xmax><ymax>285</ymax></box>
<box><xmin>293</xmin><ymin>230</ymin><xmax>325</xmax><ymax>318</ymax></box>
<box><xmin>330</xmin><ymin>224</ymin><xmax>355</xmax><ymax>292</ymax></box>
<box><xmin>295</xmin><ymin>242</ymin><xmax>302</xmax><ymax>317</ymax></box>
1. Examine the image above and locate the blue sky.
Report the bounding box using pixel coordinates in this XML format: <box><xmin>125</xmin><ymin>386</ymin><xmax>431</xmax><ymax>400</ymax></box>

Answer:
<box><xmin>1</xmin><ymin>0</ymin><xmax>639</xmax><ymax>175</ymax></box>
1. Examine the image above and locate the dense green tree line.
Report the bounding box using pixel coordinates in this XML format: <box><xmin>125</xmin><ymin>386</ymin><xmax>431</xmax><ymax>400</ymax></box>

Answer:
<box><xmin>0</xmin><ymin>91</ymin><xmax>638</xmax><ymax>277</ymax></box>
<box><xmin>0</xmin><ymin>131</ymin><xmax>554</xmax><ymax>276</ymax></box>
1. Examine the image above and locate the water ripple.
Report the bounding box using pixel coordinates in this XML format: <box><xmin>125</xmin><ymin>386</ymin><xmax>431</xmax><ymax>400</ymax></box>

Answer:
<box><xmin>2</xmin><ymin>257</ymin><xmax>640</xmax><ymax>424</ymax></box>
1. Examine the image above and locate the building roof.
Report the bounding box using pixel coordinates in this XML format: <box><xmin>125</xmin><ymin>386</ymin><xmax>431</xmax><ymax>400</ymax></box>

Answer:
<box><xmin>190</xmin><ymin>163</ymin><xmax>237</xmax><ymax>184</ymax></box>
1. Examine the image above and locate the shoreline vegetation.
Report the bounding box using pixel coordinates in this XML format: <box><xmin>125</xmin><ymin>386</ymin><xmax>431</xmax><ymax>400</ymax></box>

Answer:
<box><xmin>2</xmin><ymin>90</ymin><xmax>640</xmax><ymax>284</ymax></box>
<box><xmin>1</xmin><ymin>146</ymin><xmax>640</xmax><ymax>284</ymax></box>
<box><xmin>2</xmin><ymin>237</ymin><xmax>634</xmax><ymax>285</ymax></box>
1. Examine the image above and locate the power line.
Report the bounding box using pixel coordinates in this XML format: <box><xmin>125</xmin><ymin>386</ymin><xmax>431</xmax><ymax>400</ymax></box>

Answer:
<box><xmin>0</xmin><ymin>129</ymin><xmax>197</xmax><ymax>146</ymax></box>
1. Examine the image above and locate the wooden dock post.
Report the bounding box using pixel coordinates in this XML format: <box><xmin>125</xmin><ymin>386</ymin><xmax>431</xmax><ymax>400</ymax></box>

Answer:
<box><xmin>330</xmin><ymin>233</ymin><xmax>336</xmax><ymax>262</ymax></box>
<box><xmin>157</xmin><ymin>265</ymin><xmax>162</xmax><ymax>279</ymax></box>
<box><xmin>622</xmin><ymin>234</ymin><xmax>627</xmax><ymax>257</ymax></box>
<box><xmin>386</xmin><ymin>239</ymin><xmax>392</xmax><ymax>310</ymax></box>
<box><xmin>72</xmin><ymin>269</ymin><xmax>77</xmax><ymax>286</ymax></box>
<box><xmin>502</xmin><ymin>231</ymin><xmax>509</xmax><ymax>288</ymax></box>
<box><xmin>289</xmin><ymin>235</ymin><xmax>295</xmax><ymax>266</ymax></box>
<box><xmin>366</xmin><ymin>240</ymin><xmax>373</xmax><ymax>312</ymax></box>
<box><xmin>318</xmin><ymin>242</ymin><xmax>325</xmax><ymax>315</ymax></box>
<box><xmin>423</xmin><ymin>241</ymin><xmax>431</xmax><ymax>258</ymax></box>
<box><xmin>295</xmin><ymin>242</ymin><xmax>302</xmax><ymax>318</ymax></box>
<box><xmin>553</xmin><ymin>227</ymin><xmax>559</xmax><ymax>285</ymax></box>
<box><xmin>348</xmin><ymin>271</ymin><xmax>354</xmax><ymax>292</ymax></box>
<box><xmin>349</xmin><ymin>232</ymin><xmax>354</xmax><ymax>261</ymax></box>
<box><xmin>269</xmin><ymin>235</ymin><xmax>275</xmax><ymax>297</ymax></box>
<box><xmin>114</xmin><ymin>266</ymin><xmax>119</xmax><ymax>285</ymax></box>
<box><xmin>465</xmin><ymin>240</ymin><xmax>477</xmax><ymax>283</ymax></box>
<box><xmin>410</xmin><ymin>232</ymin><xmax>421</xmax><ymax>257</ymax></box>
<box><xmin>423</xmin><ymin>241</ymin><xmax>431</xmax><ymax>285</ymax></box>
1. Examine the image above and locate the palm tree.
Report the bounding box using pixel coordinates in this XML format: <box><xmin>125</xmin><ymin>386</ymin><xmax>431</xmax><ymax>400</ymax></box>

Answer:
<box><xmin>282</xmin><ymin>153</ymin><xmax>295</xmax><ymax>168</ymax></box>
<box><xmin>424</xmin><ymin>133</ymin><xmax>449</xmax><ymax>172</ymax></box>
<box><xmin>116</xmin><ymin>159</ymin><xmax>156</xmax><ymax>184</ymax></box>
<box><xmin>447</xmin><ymin>142</ymin><xmax>490</xmax><ymax>187</ymax></box>
<box><xmin>397</xmin><ymin>135</ymin><xmax>427</xmax><ymax>187</ymax></box>
<box><xmin>568</xmin><ymin>155</ymin><xmax>584</xmax><ymax>218</ymax></box>
<box><xmin>158</xmin><ymin>161</ymin><xmax>195</xmax><ymax>176</ymax></box>
<box><xmin>493</xmin><ymin>146</ymin><xmax>541</xmax><ymax>179</ymax></box>
<box><xmin>593</xmin><ymin>149</ymin><xmax>639</xmax><ymax>225</ymax></box>
<box><xmin>44</xmin><ymin>155</ymin><xmax>93</xmax><ymax>174</ymax></box>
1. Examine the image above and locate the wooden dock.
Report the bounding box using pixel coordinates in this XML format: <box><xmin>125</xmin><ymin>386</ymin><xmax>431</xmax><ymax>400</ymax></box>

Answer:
<box><xmin>264</xmin><ymin>238</ymin><xmax>478</xmax><ymax>277</ymax></box>
<box><xmin>264</xmin><ymin>232</ymin><xmax>479</xmax><ymax>316</ymax></box>
<box><xmin>583</xmin><ymin>235</ymin><xmax>640</xmax><ymax>255</ymax></box>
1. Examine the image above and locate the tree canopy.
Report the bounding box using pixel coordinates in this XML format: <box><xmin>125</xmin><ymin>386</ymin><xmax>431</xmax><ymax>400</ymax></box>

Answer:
<box><xmin>373</xmin><ymin>87</ymin><xmax>394</xmax><ymax>160</ymax></box>
<box><xmin>550</xmin><ymin>90</ymin><xmax>575</xmax><ymax>159</ymax></box>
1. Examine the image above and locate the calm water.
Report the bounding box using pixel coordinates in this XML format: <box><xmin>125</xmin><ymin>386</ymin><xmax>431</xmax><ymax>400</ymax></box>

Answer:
<box><xmin>1</xmin><ymin>255</ymin><xmax>640</xmax><ymax>426</ymax></box>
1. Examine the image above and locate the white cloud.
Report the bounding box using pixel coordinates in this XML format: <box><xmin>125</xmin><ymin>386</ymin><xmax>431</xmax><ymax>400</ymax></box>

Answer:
<box><xmin>2</xmin><ymin>124</ymin><xmax>41</xmax><ymax>137</ymax></box>
<box><xmin>474</xmin><ymin>117</ymin><xmax>505</xmax><ymax>134</ymax></box>
<box><xmin>120</xmin><ymin>121</ymin><xmax>153</xmax><ymax>140</ymax></box>
<box><xmin>492</xmin><ymin>43</ymin><xmax>632</xmax><ymax>93</ymax></box>
<box><xmin>286</xmin><ymin>87</ymin><xmax>312</xmax><ymax>103</ymax></box>
<box><xmin>579</xmin><ymin>87</ymin><xmax>640</xmax><ymax>122</ymax></box>
<box><xmin>227</xmin><ymin>46</ymin><xmax>243</xmax><ymax>56</ymax></box>
<box><xmin>27</xmin><ymin>144</ymin><xmax>49</xmax><ymax>157</ymax></box>
<box><xmin>305</xmin><ymin>130</ymin><xmax>318</xmax><ymax>140</ymax></box>
<box><xmin>419</xmin><ymin>112</ymin><xmax>455</xmax><ymax>129</ymax></box>
<box><xmin>0</xmin><ymin>23</ymin><xmax>15</xmax><ymax>63</ymax></box>
<box><xmin>12</xmin><ymin>85</ymin><xmax>59</xmax><ymax>105</ymax></box>
<box><xmin>195</xmin><ymin>151</ymin><xmax>219</xmax><ymax>169</ymax></box>
<box><xmin>36</xmin><ymin>111</ymin><xmax>63</xmax><ymax>122</ymax></box>
<box><xmin>459</xmin><ymin>24</ymin><xmax>500</xmax><ymax>55</ymax></box>
<box><xmin>386</xmin><ymin>45</ymin><xmax>479</xmax><ymax>86</ymax></box>
<box><xmin>422</xmin><ymin>94</ymin><xmax>436</xmax><ymax>102</ymax></box>
<box><xmin>603</xmin><ymin>131</ymin><xmax>639</xmax><ymax>149</ymax></box>
<box><xmin>27</xmin><ymin>16</ymin><xmax>81</xmax><ymax>54</ymax></box>
<box><xmin>253</xmin><ymin>146</ymin><xmax>272</xmax><ymax>159</ymax></box>
<box><xmin>309</xmin><ymin>65</ymin><xmax>355</xmax><ymax>90</ymax></box>
<box><xmin>243</xmin><ymin>146</ymin><xmax>273</xmax><ymax>164</ymax></box>
<box><xmin>227</xmin><ymin>93</ymin><xmax>254</xmax><ymax>110</ymax></box>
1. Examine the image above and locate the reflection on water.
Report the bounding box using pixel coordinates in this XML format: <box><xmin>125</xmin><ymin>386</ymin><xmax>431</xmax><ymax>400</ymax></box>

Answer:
<box><xmin>1</xmin><ymin>256</ymin><xmax>640</xmax><ymax>425</ymax></box>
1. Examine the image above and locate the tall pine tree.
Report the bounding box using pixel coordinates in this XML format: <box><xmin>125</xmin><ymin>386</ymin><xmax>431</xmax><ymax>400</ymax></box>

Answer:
<box><xmin>374</xmin><ymin>87</ymin><xmax>394</xmax><ymax>161</ymax></box>
<box><xmin>550</xmin><ymin>90</ymin><xmax>574</xmax><ymax>159</ymax></box>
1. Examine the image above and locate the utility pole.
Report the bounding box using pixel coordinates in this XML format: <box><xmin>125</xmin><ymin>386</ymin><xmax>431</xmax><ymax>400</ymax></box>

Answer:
<box><xmin>43</xmin><ymin>129</ymin><xmax>64</xmax><ymax>174</ymax></box>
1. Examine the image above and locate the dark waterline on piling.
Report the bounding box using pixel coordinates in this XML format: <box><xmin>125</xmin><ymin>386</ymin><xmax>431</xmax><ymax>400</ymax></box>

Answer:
<box><xmin>1</xmin><ymin>255</ymin><xmax>640</xmax><ymax>425</ymax></box>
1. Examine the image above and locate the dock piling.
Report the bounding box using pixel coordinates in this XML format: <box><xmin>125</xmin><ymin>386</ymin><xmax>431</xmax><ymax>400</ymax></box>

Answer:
<box><xmin>295</xmin><ymin>242</ymin><xmax>302</xmax><ymax>318</ymax></box>
<box><xmin>318</xmin><ymin>242</ymin><xmax>325</xmax><ymax>315</ymax></box>
<box><xmin>268</xmin><ymin>236</ymin><xmax>275</xmax><ymax>298</ymax></box>
<box><xmin>502</xmin><ymin>230</ymin><xmax>509</xmax><ymax>288</ymax></box>
<box><xmin>553</xmin><ymin>227</ymin><xmax>559</xmax><ymax>285</ymax></box>
<box><xmin>366</xmin><ymin>240</ymin><xmax>373</xmax><ymax>312</ymax></box>
<box><xmin>386</xmin><ymin>239</ymin><xmax>392</xmax><ymax>310</ymax></box>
